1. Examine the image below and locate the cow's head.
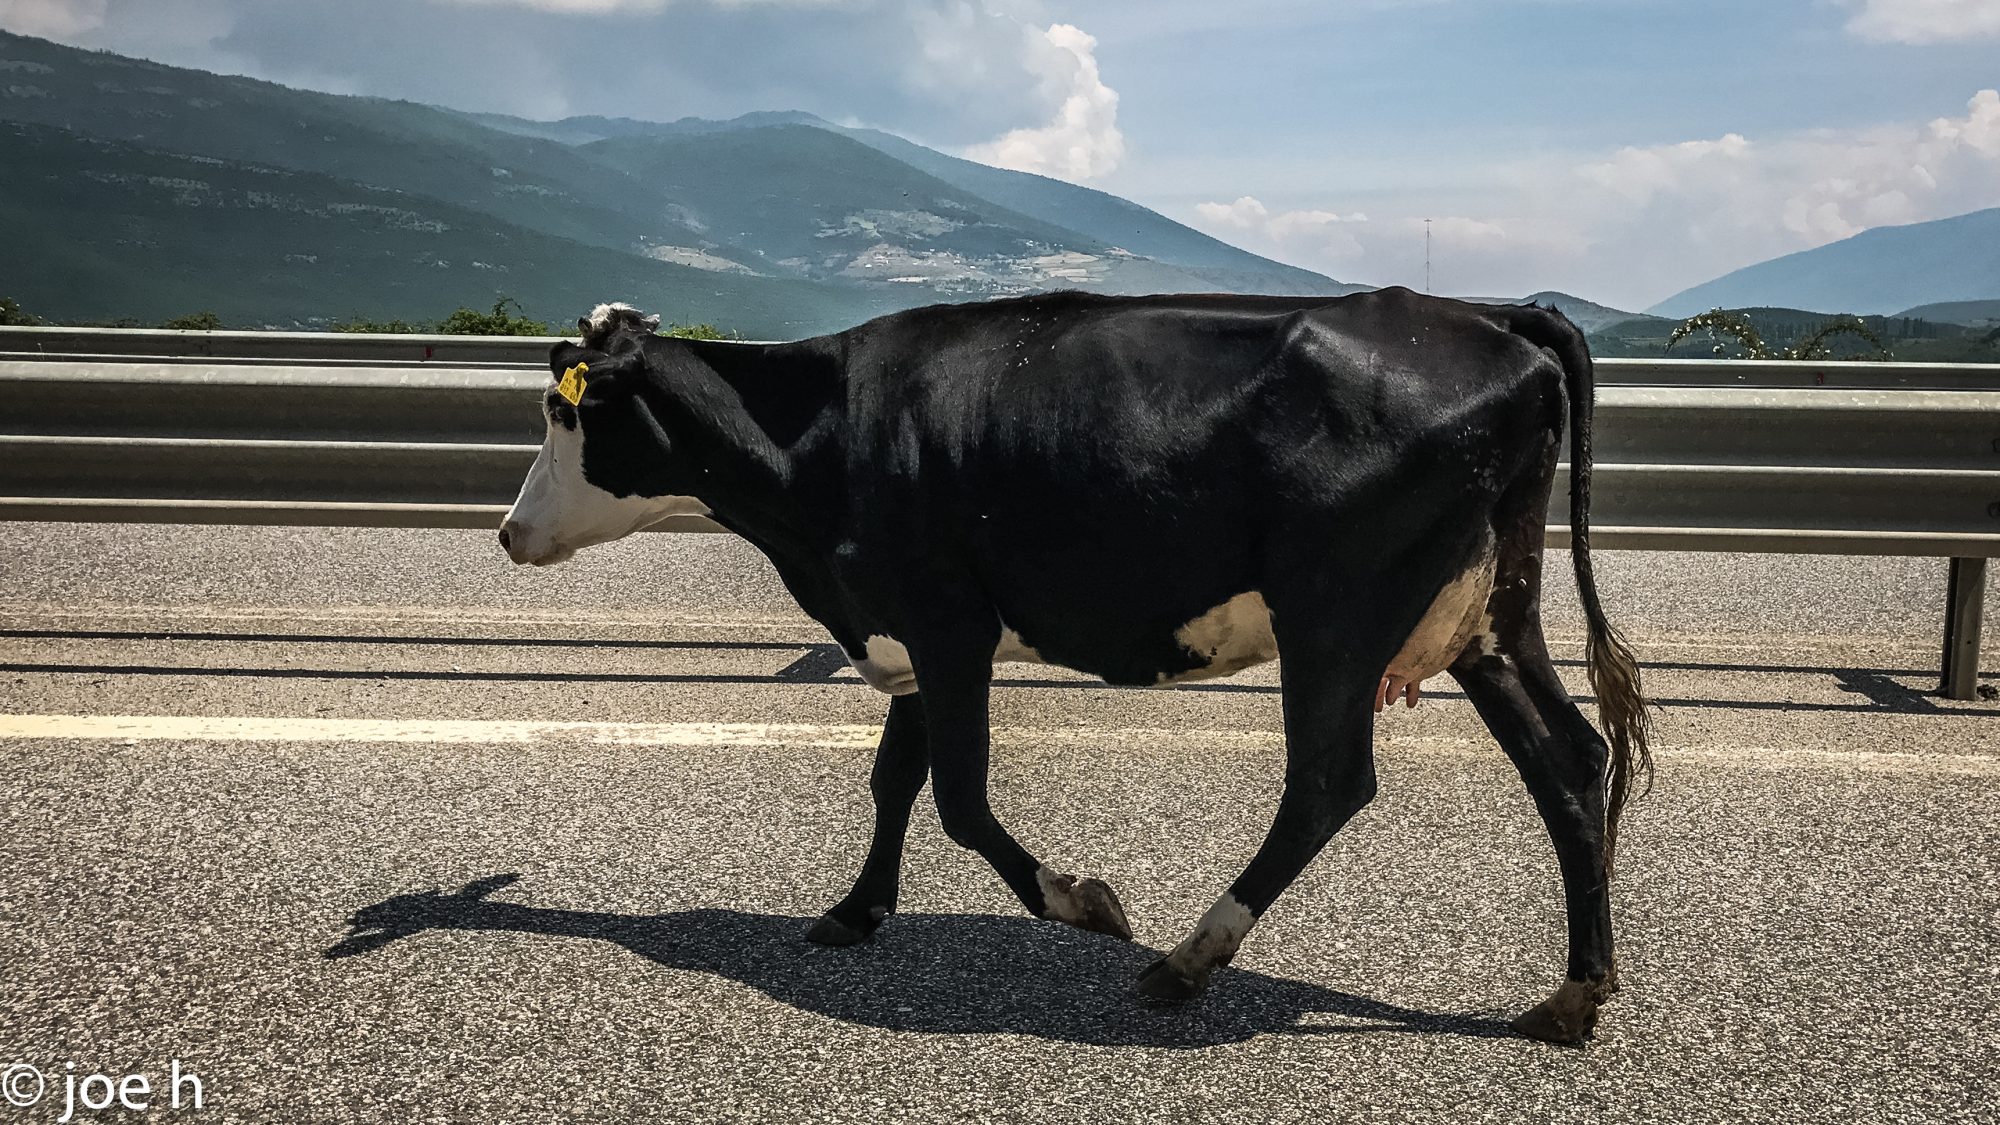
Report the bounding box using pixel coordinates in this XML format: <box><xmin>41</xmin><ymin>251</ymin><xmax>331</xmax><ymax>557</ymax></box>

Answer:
<box><xmin>577</xmin><ymin>301</ymin><xmax>659</xmax><ymax>350</ymax></box>
<box><xmin>497</xmin><ymin>317</ymin><xmax>709</xmax><ymax>567</ymax></box>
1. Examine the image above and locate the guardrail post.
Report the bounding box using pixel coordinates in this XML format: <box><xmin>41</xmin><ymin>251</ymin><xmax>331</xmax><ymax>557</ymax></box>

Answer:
<box><xmin>1940</xmin><ymin>556</ymin><xmax>1987</xmax><ymax>700</ymax></box>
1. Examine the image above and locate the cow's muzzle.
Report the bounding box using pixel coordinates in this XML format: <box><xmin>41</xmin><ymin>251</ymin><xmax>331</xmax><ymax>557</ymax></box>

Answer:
<box><xmin>497</xmin><ymin>521</ymin><xmax>572</xmax><ymax>566</ymax></box>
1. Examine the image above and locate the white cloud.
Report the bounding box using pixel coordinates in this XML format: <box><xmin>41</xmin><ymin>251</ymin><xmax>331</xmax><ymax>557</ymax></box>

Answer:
<box><xmin>1194</xmin><ymin>196</ymin><xmax>1370</xmax><ymax>260</ymax></box>
<box><xmin>1580</xmin><ymin>133</ymin><xmax>1752</xmax><ymax>205</ymax></box>
<box><xmin>441</xmin><ymin>0</ymin><xmax>855</xmax><ymax>10</ymax></box>
<box><xmin>962</xmin><ymin>22</ymin><xmax>1124</xmax><ymax>181</ymax></box>
<box><xmin>0</xmin><ymin>0</ymin><xmax>108</xmax><ymax>36</ymax></box>
<box><xmin>1196</xmin><ymin>196</ymin><xmax>1367</xmax><ymax>230</ymax></box>
<box><xmin>1846</xmin><ymin>0</ymin><xmax>2000</xmax><ymax>44</ymax></box>
<box><xmin>1185</xmin><ymin>89</ymin><xmax>2000</xmax><ymax>307</ymax></box>
<box><xmin>5</xmin><ymin>0</ymin><xmax>1106</xmax><ymax>166</ymax></box>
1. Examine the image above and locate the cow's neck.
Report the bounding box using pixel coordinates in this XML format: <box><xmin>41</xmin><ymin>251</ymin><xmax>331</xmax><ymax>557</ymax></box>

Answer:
<box><xmin>643</xmin><ymin>338</ymin><xmax>841</xmax><ymax>543</ymax></box>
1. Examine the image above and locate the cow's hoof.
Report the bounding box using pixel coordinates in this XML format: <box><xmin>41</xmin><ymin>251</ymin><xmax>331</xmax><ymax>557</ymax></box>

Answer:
<box><xmin>804</xmin><ymin>905</ymin><xmax>887</xmax><ymax>947</ymax></box>
<box><xmin>804</xmin><ymin>914</ymin><xmax>867</xmax><ymax>946</ymax></box>
<box><xmin>1039</xmin><ymin>872</ymin><xmax>1134</xmax><ymax>941</ymax></box>
<box><xmin>1510</xmin><ymin>980</ymin><xmax>1604</xmax><ymax>1046</ymax></box>
<box><xmin>1066</xmin><ymin>877</ymin><xmax>1134</xmax><ymax>941</ymax></box>
<box><xmin>1133</xmin><ymin>956</ymin><xmax>1208</xmax><ymax>1003</ymax></box>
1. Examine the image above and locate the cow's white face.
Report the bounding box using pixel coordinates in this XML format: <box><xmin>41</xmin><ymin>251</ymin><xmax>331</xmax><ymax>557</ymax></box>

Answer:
<box><xmin>498</xmin><ymin>381</ymin><xmax>708</xmax><ymax>567</ymax></box>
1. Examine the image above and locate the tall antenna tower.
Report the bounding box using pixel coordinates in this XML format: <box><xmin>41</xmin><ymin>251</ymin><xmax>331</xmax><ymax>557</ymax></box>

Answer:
<box><xmin>1424</xmin><ymin>218</ymin><xmax>1433</xmax><ymax>294</ymax></box>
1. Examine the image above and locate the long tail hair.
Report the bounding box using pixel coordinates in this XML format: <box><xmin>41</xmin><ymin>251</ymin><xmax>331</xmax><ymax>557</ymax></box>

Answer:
<box><xmin>1510</xmin><ymin>306</ymin><xmax>1654</xmax><ymax>865</ymax></box>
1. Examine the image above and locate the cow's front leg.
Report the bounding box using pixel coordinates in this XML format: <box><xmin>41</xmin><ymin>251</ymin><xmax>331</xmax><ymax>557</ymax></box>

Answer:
<box><xmin>1137</xmin><ymin>636</ymin><xmax>1377</xmax><ymax>1000</ymax></box>
<box><xmin>807</xmin><ymin>693</ymin><xmax>930</xmax><ymax>946</ymax></box>
<box><xmin>917</xmin><ymin>643</ymin><xmax>1132</xmax><ymax>940</ymax></box>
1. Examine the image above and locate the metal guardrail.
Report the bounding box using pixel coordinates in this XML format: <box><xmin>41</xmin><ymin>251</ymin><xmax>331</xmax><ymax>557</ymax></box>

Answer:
<box><xmin>2</xmin><ymin>326</ymin><xmax>1995</xmax><ymax>696</ymax></box>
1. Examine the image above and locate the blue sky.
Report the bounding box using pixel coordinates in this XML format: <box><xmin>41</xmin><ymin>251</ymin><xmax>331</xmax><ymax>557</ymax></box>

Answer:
<box><xmin>5</xmin><ymin>0</ymin><xmax>1997</xmax><ymax>308</ymax></box>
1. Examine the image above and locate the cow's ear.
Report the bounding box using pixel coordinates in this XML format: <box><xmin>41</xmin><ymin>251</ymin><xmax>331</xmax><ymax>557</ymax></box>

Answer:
<box><xmin>570</xmin><ymin>350</ymin><xmax>648</xmax><ymax>405</ymax></box>
<box><xmin>641</xmin><ymin>312</ymin><xmax>662</xmax><ymax>334</ymax></box>
<box><xmin>549</xmin><ymin>341</ymin><xmax>598</xmax><ymax>378</ymax></box>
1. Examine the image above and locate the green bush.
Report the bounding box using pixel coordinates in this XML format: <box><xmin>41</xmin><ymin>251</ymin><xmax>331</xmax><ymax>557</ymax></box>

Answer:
<box><xmin>436</xmin><ymin>297</ymin><xmax>549</xmax><ymax>336</ymax></box>
<box><xmin>1668</xmin><ymin>307</ymin><xmax>1890</xmax><ymax>360</ymax></box>
<box><xmin>0</xmin><ymin>296</ymin><xmax>38</xmax><ymax>326</ymax></box>
<box><xmin>661</xmin><ymin>322</ymin><xmax>734</xmax><ymax>340</ymax></box>
<box><xmin>162</xmin><ymin>311</ymin><xmax>224</xmax><ymax>331</ymax></box>
<box><xmin>331</xmin><ymin>316</ymin><xmax>424</xmax><ymax>334</ymax></box>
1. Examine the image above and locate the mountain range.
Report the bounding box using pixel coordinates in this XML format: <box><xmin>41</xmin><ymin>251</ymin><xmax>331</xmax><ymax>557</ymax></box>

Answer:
<box><xmin>0</xmin><ymin>30</ymin><xmax>1355</xmax><ymax>336</ymax></box>
<box><xmin>2</xmin><ymin>29</ymin><xmax>1994</xmax><ymax>338</ymax></box>
<box><xmin>1649</xmin><ymin>207</ymin><xmax>2000</xmax><ymax>319</ymax></box>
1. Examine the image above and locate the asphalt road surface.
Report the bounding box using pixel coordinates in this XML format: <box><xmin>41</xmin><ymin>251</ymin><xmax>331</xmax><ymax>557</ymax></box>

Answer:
<box><xmin>2</xmin><ymin>524</ymin><xmax>1996</xmax><ymax>1124</ymax></box>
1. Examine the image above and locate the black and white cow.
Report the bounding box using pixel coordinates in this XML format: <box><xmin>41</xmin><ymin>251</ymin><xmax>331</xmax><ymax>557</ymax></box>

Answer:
<box><xmin>499</xmin><ymin>288</ymin><xmax>1652</xmax><ymax>1045</ymax></box>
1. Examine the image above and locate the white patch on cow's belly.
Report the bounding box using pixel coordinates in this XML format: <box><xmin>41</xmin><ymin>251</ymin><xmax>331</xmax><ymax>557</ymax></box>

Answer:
<box><xmin>1161</xmin><ymin>591</ymin><xmax>1278</xmax><ymax>685</ymax></box>
<box><xmin>851</xmin><ymin>635</ymin><xmax>918</xmax><ymax>696</ymax></box>
<box><xmin>847</xmin><ymin>627</ymin><xmax>1048</xmax><ymax>696</ymax></box>
<box><xmin>993</xmin><ymin>626</ymin><xmax>1043</xmax><ymax>665</ymax></box>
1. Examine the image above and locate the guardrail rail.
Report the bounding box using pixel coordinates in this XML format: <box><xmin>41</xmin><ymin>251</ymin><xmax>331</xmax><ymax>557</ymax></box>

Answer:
<box><xmin>3</xmin><ymin>326</ymin><xmax>1994</xmax><ymax>698</ymax></box>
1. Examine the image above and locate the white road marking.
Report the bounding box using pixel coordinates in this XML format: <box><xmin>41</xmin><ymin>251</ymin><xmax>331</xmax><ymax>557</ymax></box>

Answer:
<box><xmin>0</xmin><ymin>716</ymin><xmax>1991</xmax><ymax>775</ymax></box>
<box><xmin>0</xmin><ymin>714</ymin><xmax>885</xmax><ymax>747</ymax></box>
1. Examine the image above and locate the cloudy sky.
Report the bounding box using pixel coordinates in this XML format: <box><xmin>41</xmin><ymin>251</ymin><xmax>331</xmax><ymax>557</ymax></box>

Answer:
<box><xmin>4</xmin><ymin>0</ymin><xmax>1998</xmax><ymax>309</ymax></box>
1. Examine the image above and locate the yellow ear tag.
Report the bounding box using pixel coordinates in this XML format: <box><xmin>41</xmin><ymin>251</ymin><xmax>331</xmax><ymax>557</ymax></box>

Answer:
<box><xmin>556</xmin><ymin>362</ymin><xmax>589</xmax><ymax>406</ymax></box>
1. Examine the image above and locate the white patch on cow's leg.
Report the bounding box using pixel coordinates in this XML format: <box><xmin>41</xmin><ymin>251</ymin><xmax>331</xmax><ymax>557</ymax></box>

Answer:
<box><xmin>1135</xmin><ymin>893</ymin><xmax>1256</xmax><ymax>1001</ymax></box>
<box><xmin>849</xmin><ymin>625</ymin><xmax>1047</xmax><ymax>695</ymax></box>
<box><xmin>1473</xmin><ymin>612</ymin><xmax>1500</xmax><ymax>657</ymax></box>
<box><xmin>849</xmin><ymin>635</ymin><xmax>918</xmax><ymax>695</ymax></box>
<box><xmin>1035</xmin><ymin>867</ymin><xmax>1133</xmax><ymax>939</ymax></box>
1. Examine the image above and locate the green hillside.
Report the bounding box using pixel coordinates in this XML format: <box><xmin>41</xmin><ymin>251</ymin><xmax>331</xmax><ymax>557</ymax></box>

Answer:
<box><xmin>470</xmin><ymin>108</ymin><xmax>1361</xmax><ymax>296</ymax></box>
<box><xmin>580</xmin><ymin>125</ymin><xmax>1112</xmax><ymax>274</ymax></box>
<box><xmin>1890</xmin><ymin>299</ymin><xmax>2000</xmax><ymax>327</ymax></box>
<box><xmin>0</xmin><ymin>121</ymin><xmax>898</xmax><ymax>335</ymax></box>
<box><xmin>1583</xmin><ymin>302</ymin><xmax>1997</xmax><ymax>362</ymax></box>
<box><xmin>0</xmin><ymin>31</ymin><xmax>742</xmax><ymax>264</ymax></box>
<box><xmin>0</xmin><ymin>29</ymin><xmax>1373</xmax><ymax>332</ymax></box>
<box><xmin>821</xmin><ymin>124</ymin><xmax>1358</xmax><ymax>295</ymax></box>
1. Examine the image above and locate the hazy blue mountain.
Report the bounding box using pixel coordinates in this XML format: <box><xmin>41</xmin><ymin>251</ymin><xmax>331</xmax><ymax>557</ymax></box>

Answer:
<box><xmin>0</xmin><ymin>121</ymin><xmax>899</xmax><ymax>334</ymax></box>
<box><xmin>1649</xmin><ymin>207</ymin><xmax>2000</xmax><ymax>318</ymax></box>
<box><xmin>1465</xmin><ymin>291</ymin><xmax>1664</xmax><ymax>334</ymax></box>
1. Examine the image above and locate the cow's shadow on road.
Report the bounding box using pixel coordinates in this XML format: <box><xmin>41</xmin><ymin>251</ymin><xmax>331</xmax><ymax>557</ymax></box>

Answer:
<box><xmin>326</xmin><ymin>874</ymin><xmax>1514</xmax><ymax>1047</ymax></box>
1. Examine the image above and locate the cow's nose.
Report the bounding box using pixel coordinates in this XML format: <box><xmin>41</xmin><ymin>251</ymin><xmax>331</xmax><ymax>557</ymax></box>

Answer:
<box><xmin>497</xmin><ymin>526</ymin><xmax>513</xmax><ymax>552</ymax></box>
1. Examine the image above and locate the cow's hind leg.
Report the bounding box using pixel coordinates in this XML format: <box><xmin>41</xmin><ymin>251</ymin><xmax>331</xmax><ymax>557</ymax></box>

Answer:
<box><xmin>1135</xmin><ymin>627</ymin><xmax>1380</xmax><ymax>1000</ymax></box>
<box><xmin>918</xmin><ymin>644</ymin><xmax>1132</xmax><ymax>940</ymax></box>
<box><xmin>1451</xmin><ymin>615</ymin><xmax>1617</xmax><ymax>1045</ymax></box>
<box><xmin>807</xmin><ymin>693</ymin><xmax>930</xmax><ymax>945</ymax></box>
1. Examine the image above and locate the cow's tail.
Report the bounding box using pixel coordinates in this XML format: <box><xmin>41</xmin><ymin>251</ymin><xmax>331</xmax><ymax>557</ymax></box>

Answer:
<box><xmin>1510</xmin><ymin>305</ymin><xmax>1654</xmax><ymax>867</ymax></box>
